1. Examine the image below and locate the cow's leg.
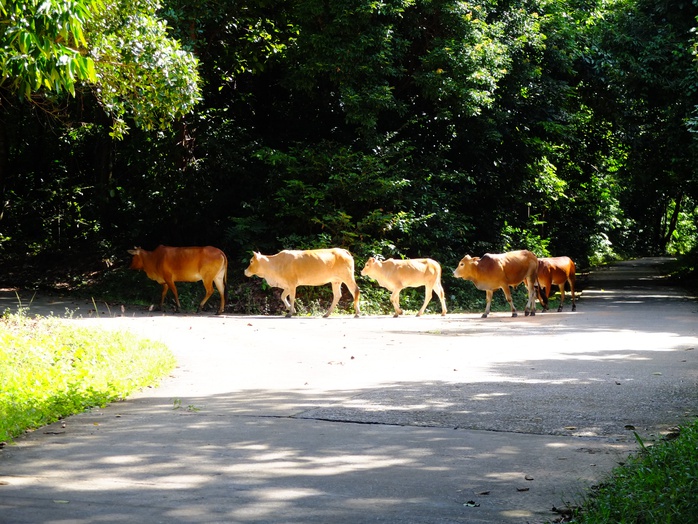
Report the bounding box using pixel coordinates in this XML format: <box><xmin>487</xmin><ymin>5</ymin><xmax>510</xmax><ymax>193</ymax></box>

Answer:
<box><xmin>159</xmin><ymin>283</ymin><xmax>169</xmax><ymax>311</ymax></box>
<box><xmin>569</xmin><ymin>277</ymin><xmax>577</xmax><ymax>312</ymax></box>
<box><xmin>525</xmin><ymin>280</ymin><xmax>536</xmax><ymax>316</ymax></box>
<box><xmin>538</xmin><ymin>275</ymin><xmax>550</xmax><ymax>311</ymax></box>
<box><xmin>433</xmin><ymin>280</ymin><xmax>447</xmax><ymax>316</ymax></box>
<box><xmin>502</xmin><ymin>287</ymin><xmax>518</xmax><ymax>317</ymax></box>
<box><xmin>391</xmin><ymin>288</ymin><xmax>404</xmax><ymax>317</ymax></box>
<box><xmin>557</xmin><ymin>284</ymin><xmax>566</xmax><ymax>312</ymax></box>
<box><xmin>325</xmin><ymin>282</ymin><xmax>342</xmax><ymax>317</ymax></box>
<box><xmin>482</xmin><ymin>290</ymin><xmax>495</xmax><ymax>318</ymax></box>
<box><xmin>212</xmin><ymin>274</ymin><xmax>226</xmax><ymax>314</ymax></box>
<box><xmin>197</xmin><ymin>280</ymin><xmax>215</xmax><ymax>314</ymax></box>
<box><xmin>164</xmin><ymin>279</ymin><xmax>181</xmax><ymax>312</ymax></box>
<box><xmin>281</xmin><ymin>288</ymin><xmax>294</xmax><ymax>317</ymax></box>
<box><xmin>349</xmin><ymin>282</ymin><xmax>361</xmax><ymax>318</ymax></box>
<box><xmin>416</xmin><ymin>285</ymin><xmax>430</xmax><ymax>317</ymax></box>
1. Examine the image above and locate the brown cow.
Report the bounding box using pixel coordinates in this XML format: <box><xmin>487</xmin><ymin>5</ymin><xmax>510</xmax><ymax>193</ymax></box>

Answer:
<box><xmin>127</xmin><ymin>245</ymin><xmax>227</xmax><ymax>314</ymax></box>
<box><xmin>361</xmin><ymin>257</ymin><xmax>447</xmax><ymax>317</ymax></box>
<box><xmin>537</xmin><ymin>256</ymin><xmax>577</xmax><ymax>312</ymax></box>
<box><xmin>453</xmin><ymin>249</ymin><xmax>540</xmax><ymax>318</ymax></box>
<box><xmin>244</xmin><ymin>248</ymin><xmax>361</xmax><ymax>318</ymax></box>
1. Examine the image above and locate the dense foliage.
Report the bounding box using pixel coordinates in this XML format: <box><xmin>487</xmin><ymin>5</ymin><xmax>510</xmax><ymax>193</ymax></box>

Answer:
<box><xmin>1</xmin><ymin>0</ymin><xmax>697</xmax><ymax>303</ymax></box>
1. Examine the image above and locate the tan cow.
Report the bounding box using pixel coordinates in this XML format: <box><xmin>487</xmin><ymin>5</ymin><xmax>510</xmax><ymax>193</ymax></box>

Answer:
<box><xmin>537</xmin><ymin>256</ymin><xmax>577</xmax><ymax>312</ymax></box>
<box><xmin>244</xmin><ymin>248</ymin><xmax>361</xmax><ymax>317</ymax></box>
<box><xmin>361</xmin><ymin>257</ymin><xmax>447</xmax><ymax>317</ymax></box>
<box><xmin>453</xmin><ymin>249</ymin><xmax>540</xmax><ymax>318</ymax></box>
<box><xmin>128</xmin><ymin>245</ymin><xmax>227</xmax><ymax>314</ymax></box>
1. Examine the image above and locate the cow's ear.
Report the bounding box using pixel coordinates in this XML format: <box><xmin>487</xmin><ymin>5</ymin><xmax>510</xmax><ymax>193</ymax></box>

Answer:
<box><xmin>127</xmin><ymin>249</ymin><xmax>137</xmax><ymax>255</ymax></box>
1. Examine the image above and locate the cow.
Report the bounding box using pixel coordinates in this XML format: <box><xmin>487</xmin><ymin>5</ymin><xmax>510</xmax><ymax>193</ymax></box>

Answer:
<box><xmin>127</xmin><ymin>245</ymin><xmax>228</xmax><ymax>314</ymax></box>
<box><xmin>536</xmin><ymin>256</ymin><xmax>577</xmax><ymax>312</ymax></box>
<box><xmin>361</xmin><ymin>257</ymin><xmax>447</xmax><ymax>317</ymax></box>
<box><xmin>453</xmin><ymin>249</ymin><xmax>541</xmax><ymax>318</ymax></box>
<box><xmin>244</xmin><ymin>248</ymin><xmax>361</xmax><ymax>318</ymax></box>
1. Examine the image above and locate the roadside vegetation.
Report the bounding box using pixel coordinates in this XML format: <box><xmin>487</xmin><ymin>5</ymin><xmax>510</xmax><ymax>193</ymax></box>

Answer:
<box><xmin>0</xmin><ymin>311</ymin><xmax>176</xmax><ymax>444</ymax></box>
<box><xmin>567</xmin><ymin>423</ymin><xmax>698</xmax><ymax>523</ymax></box>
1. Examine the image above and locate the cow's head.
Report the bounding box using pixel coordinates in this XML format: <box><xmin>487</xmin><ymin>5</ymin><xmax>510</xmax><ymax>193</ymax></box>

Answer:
<box><xmin>361</xmin><ymin>257</ymin><xmax>381</xmax><ymax>276</ymax></box>
<box><xmin>244</xmin><ymin>252</ymin><xmax>263</xmax><ymax>277</ymax></box>
<box><xmin>127</xmin><ymin>247</ymin><xmax>145</xmax><ymax>270</ymax></box>
<box><xmin>453</xmin><ymin>255</ymin><xmax>478</xmax><ymax>279</ymax></box>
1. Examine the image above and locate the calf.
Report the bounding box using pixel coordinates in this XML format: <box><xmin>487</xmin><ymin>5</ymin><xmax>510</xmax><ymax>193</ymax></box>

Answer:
<box><xmin>361</xmin><ymin>257</ymin><xmax>447</xmax><ymax>317</ymax></box>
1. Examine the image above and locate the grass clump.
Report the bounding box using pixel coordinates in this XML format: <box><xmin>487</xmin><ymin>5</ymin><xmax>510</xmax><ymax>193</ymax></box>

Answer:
<box><xmin>569</xmin><ymin>422</ymin><xmax>698</xmax><ymax>523</ymax></box>
<box><xmin>0</xmin><ymin>313</ymin><xmax>176</xmax><ymax>443</ymax></box>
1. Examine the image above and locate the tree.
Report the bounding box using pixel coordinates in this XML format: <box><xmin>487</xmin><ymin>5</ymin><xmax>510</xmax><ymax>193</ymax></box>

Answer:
<box><xmin>87</xmin><ymin>0</ymin><xmax>201</xmax><ymax>138</ymax></box>
<box><xmin>0</xmin><ymin>0</ymin><xmax>200</xmax><ymax>136</ymax></box>
<box><xmin>0</xmin><ymin>0</ymin><xmax>200</xmax><ymax>258</ymax></box>
<box><xmin>0</xmin><ymin>0</ymin><xmax>97</xmax><ymax>98</ymax></box>
<box><xmin>587</xmin><ymin>0</ymin><xmax>698</xmax><ymax>254</ymax></box>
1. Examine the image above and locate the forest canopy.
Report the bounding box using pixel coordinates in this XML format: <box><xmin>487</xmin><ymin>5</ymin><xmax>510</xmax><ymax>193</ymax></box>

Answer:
<box><xmin>1</xmin><ymin>0</ymin><xmax>697</xmax><ymax>301</ymax></box>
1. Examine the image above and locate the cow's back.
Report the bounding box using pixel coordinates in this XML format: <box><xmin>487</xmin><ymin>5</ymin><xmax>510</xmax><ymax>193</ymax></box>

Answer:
<box><xmin>271</xmin><ymin>248</ymin><xmax>355</xmax><ymax>287</ymax></box>
<box><xmin>541</xmin><ymin>256</ymin><xmax>575</xmax><ymax>283</ymax></box>
<box><xmin>481</xmin><ymin>250</ymin><xmax>536</xmax><ymax>286</ymax></box>
<box><xmin>154</xmin><ymin>246</ymin><xmax>225</xmax><ymax>281</ymax></box>
<box><xmin>391</xmin><ymin>258</ymin><xmax>440</xmax><ymax>287</ymax></box>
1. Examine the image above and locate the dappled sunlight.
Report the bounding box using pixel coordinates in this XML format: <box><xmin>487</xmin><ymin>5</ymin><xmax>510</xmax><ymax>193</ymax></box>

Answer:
<box><xmin>486</xmin><ymin>470</ymin><xmax>527</xmax><ymax>481</ymax></box>
<box><xmin>0</xmin><ymin>406</ymin><xmax>628</xmax><ymax>523</ymax></box>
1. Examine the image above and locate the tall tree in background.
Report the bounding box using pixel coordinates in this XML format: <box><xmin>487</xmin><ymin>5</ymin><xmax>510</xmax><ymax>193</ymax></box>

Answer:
<box><xmin>588</xmin><ymin>0</ymin><xmax>698</xmax><ymax>254</ymax></box>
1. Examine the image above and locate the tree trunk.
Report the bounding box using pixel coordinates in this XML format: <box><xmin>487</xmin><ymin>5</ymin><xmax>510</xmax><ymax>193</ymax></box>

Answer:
<box><xmin>661</xmin><ymin>192</ymin><xmax>684</xmax><ymax>251</ymax></box>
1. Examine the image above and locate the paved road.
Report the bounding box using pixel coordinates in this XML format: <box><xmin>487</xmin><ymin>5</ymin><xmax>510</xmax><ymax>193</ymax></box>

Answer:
<box><xmin>1</xmin><ymin>257</ymin><xmax>697</xmax><ymax>523</ymax></box>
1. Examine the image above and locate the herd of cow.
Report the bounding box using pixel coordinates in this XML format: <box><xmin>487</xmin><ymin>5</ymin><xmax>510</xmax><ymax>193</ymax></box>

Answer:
<box><xmin>128</xmin><ymin>245</ymin><xmax>577</xmax><ymax>318</ymax></box>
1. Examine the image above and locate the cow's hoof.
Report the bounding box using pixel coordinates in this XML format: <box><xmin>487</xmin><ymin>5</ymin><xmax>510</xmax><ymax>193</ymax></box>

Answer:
<box><xmin>572</xmin><ymin>305</ymin><xmax>577</xmax><ymax>312</ymax></box>
<box><xmin>512</xmin><ymin>312</ymin><xmax>518</xmax><ymax>318</ymax></box>
<box><xmin>481</xmin><ymin>313</ymin><xmax>489</xmax><ymax>318</ymax></box>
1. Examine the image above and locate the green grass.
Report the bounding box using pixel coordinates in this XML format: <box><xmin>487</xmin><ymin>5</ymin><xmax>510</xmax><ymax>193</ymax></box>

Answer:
<box><xmin>0</xmin><ymin>312</ymin><xmax>176</xmax><ymax>443</ymax></box>
<box><xmin>568</xmin><ymin>422</ymin><xmax>698</xmax><ymax>523</ymax></box>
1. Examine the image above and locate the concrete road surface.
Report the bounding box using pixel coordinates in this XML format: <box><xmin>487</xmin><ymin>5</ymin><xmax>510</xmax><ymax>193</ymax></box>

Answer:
<box><xmin>1</xmin><ymin>257</ymin><xmax>697</xmax><ymax>523</ymax></box>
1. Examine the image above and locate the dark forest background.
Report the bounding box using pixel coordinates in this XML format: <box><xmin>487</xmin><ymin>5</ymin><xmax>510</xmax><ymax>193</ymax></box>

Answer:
<box><xmin>1</xmin><ymin>0</ymin><xmax>698</xmax><ymax>313</ymax></box>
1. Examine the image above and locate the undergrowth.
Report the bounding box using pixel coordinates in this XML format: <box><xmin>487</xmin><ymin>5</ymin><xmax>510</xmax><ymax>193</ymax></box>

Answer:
<box><xmin>0</xmin><ymin>312</ymin><xmax>176</xmax><ymax>443</ymax></box>
<box><xmin>566</xmin><ymin>422</ymin><xmax>698</xmax><ymax>523</ymax></box>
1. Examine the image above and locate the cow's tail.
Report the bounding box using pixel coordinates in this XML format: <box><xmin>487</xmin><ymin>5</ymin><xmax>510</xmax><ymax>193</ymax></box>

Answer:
<box><xmin>536</xmin><ymin>277</ymin><xmax>547</xmax><ymax>306</ymax></box>
<box><xmin>223</xmin><ymin>253</ymin><xmax>229</xmax><ymax>304</ymax></box>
